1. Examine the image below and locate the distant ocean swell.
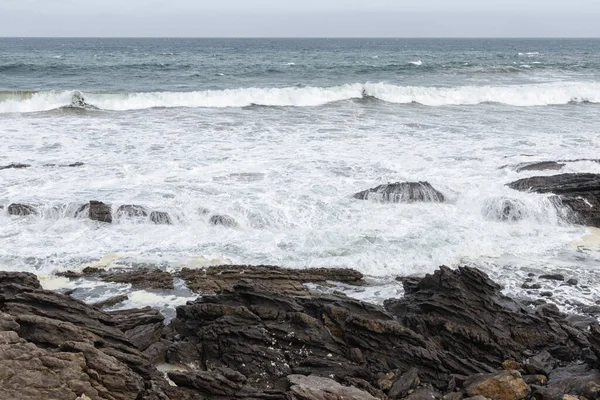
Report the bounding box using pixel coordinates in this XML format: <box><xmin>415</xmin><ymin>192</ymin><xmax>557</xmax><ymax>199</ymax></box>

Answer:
<box><xmin>1</xmin><ymin>82</ymin><xmax>600</xmax><ymax>113</ymax></box>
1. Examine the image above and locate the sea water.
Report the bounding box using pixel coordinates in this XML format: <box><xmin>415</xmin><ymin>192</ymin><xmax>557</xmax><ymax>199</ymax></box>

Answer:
<box><xmin>1</xmin><ymin>38</ymin><xmax>599</xmax><ymax>312</ymax></box>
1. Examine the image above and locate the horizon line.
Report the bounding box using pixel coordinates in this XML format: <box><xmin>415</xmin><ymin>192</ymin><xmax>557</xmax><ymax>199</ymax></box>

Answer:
<box><xmin>2</xmin><ymin>36</ymin><xmax>600</xmax><ymax>39</ymax></box>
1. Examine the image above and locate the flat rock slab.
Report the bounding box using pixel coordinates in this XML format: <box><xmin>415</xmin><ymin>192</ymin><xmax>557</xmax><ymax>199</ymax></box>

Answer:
<box><xmin>59</xmin><ymin>267</ymin><xmax>174</xmax><ymax>290</ymax></box>
<box><xmin>178</xmin><ymin>264</ymin><xmax>365</xmax><ymax>295</ymax></box>
<box><xmin>354</xmin><ymin>181</ymin><xmax>445</xmax><ymax>203</ymax></box>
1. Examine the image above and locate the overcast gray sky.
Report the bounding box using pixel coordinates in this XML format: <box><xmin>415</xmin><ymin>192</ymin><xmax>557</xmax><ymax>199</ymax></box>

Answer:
<box><xmin>2</xmin><ymin>0</ymin><xmax>599</xmax><ymax>37</ymax></box>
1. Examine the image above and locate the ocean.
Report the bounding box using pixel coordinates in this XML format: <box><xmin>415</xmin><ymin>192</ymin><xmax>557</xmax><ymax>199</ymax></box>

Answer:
<box><xmin>1</xmin><ymin>38</ymin><xmax>599</xmax><ymax>312</ymax></box>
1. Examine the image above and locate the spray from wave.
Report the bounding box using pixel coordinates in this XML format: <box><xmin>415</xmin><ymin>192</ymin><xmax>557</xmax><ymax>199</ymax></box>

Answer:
<box><xmin>1</xmin><ymin>81</ymin><xmax>599</xmax><ymax>113</ymax></box>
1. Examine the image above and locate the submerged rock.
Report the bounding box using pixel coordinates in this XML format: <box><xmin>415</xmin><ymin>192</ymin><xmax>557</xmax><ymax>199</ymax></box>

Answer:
<box><xmin>508</xmin><ymin>173</ymin><xmax>600</xmax><ymax>227</ymax></box>
<box><xmin>482</xmin><ymin>197</ymin><xmax>527</xmax><ymax>222</ymax></box>
<box><xmin>0</xmin><ymin>163</ymin><xmax>30</xmax><ymax>170</ymax></box>
<box><xmin>354</xmin><ymin>181</ymin><xmax>445</xmax><ymax>203</ymax></box>
<box><xmin>515</xmin><ymin>161</ymin><xmax>566</xmax><ymax>173</ymax></box>
<box><xmin>209</xmin><ymin>213</ymin><xmax>238</xmax><ymax>227</ymax></box>
<box><xmin>76</xmin><ymin>201</ymin><xmax>112</xmax><ymax>223</ymax></box>
<box><xmin>150</xmin><ymin>211</ymin><xmax>172</xmax><ymax>225</ymax></box>
<box><xmin>7</xmin><ymin>203</ymin><xmax>38</xmax><ymax>216</ymax></box>
<box><xmin>115</xmin><ymin>204</ymin><xmax>149</xmax><ymax>219</ymax></box>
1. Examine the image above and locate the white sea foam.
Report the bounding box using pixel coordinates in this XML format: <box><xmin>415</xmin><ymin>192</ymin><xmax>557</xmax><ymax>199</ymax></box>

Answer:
<box><xmin>1</xmin><ymin>82</ymin><xmax>599</xmax><ymax>113</ymax></box>
<box><xmin>409</xmin><ymin>60</ymin><xmax>423</xmax><ymax>66</ymax></box>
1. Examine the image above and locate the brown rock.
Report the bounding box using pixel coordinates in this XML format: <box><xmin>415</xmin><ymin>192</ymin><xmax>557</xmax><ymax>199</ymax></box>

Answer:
<box><xmin>503</xmin><ymin>361</ymin><xmax>522</xmax><ymax>371</ymax></box>
<box><xmin>178</xmin><ymin>264</ymin><xmax>365</xmax><ymax>295</ymax></box>
<box><xmin>465</xmin><ymin>370</ymin><xmax>531</xmax><ymax>400</ymax></box>
<box><xmin>287</xmin><ymin>374</ymin><xmax>379</xmax><ymax>400</ymax></box>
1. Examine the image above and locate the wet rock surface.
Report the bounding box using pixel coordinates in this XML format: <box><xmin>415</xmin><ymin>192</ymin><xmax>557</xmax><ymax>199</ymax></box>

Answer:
<box><xmin>1</xmin><ymin>266</ymin><xmax>599</xmax><ymax>400</ymax></box>
<box><xmin>178</xmin><ymin>264</ymin><xmax>366</xmax><ymax>295</ymax></box>
<box><xmin>0</xmin><ymin>163</ymin><xmax>31</xmax><ymax>170</ymax></box>
<box><xmin>7</xmin><ymin>203</ymin><xmax>38</xmax><ymax>216</ymax></box>
<box><xmin>59</xmin><ymin>267</ymin><xmax>175</xmax><ymax>290</ymax></box>
<box><xmin>354</xmin><ymin>182</ymin><xmax>445</xmax><ymax>203</ymax></box>
<box><xmin>508</xmin><ymin>173</ymin><xmax>600</xmax><ymax>227</ymax></box>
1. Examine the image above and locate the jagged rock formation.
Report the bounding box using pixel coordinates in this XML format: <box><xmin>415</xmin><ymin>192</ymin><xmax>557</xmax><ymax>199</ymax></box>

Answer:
<box><xmin>1</xmin><ymin>266</ymin><xmax>599</xmax><ymax>400</ymax></box>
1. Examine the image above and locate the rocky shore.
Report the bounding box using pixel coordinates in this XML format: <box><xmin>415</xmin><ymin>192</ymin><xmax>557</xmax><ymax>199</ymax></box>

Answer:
<box><xmin>1</xmin><ymin>265</ymin><xmax>599</xmax><ymax>400</ymax></box>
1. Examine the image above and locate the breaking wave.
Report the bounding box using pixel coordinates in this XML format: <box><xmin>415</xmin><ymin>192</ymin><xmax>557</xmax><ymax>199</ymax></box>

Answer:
<box><xmin>1</xmin><ymin>81</ymin><xmax>600</xmax><ymax>113</ymax></box>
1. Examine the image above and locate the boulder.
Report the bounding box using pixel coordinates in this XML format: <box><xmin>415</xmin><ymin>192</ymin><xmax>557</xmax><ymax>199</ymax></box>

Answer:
<box><xmin>209</xmin><ymin>213</ymin><xmax>238</xmax><ymax>227</ymax></box>
<box><xmin>59</xmin><ymin>267</ymin><xmax>174</xmax><ymax>290</ymax></box>
<box><xmin>465</xmin><ymin>370</ymin><xmax>530</xmax><ymax>400</ymax></box>
<box><xmin>76</xmin><ymin>201</ymin><xmax>112</xmax><ymax>223</ymax></box>
<box><xmin>287</xmin><ymin>375</ymin><xmax>379</xmax><ymax>400</ymax></box>
<box><xmin>388</xmin><ymin>367</ymin><xmax>420</xmax><ymax>399</ymax></box>
<box><xmin>7</xmin><ymin>203</ymin><xmax>38</xmax><ymax>216</ymax></box>
<box><xmin>354</xmin><ymin>182</ymin><xmax>445</xmax><ymax>203</ymax></box>
<box><xmin>507</xmin><ymin>173</ymin><xmax>600</xmax><ymax>227</ymax></box>
<box><xmin>150</xmin><ymin>211</ymin><xmax>172</xmax><ymax>225</ymax></box>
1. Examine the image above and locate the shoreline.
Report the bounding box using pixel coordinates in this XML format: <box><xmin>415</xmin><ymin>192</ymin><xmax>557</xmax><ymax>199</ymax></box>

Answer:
<box><xmin>1</xmin><ymin>264</ymin><xmax>599</xmax><ymax>399</ymax></box>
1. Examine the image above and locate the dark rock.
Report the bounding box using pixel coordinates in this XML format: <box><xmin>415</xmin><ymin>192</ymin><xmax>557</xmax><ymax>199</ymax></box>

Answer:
<box><xmin>89</xmin><ymin>200</ymin><xmax>112</xmax><ymax>223</ymax></box>
<box><xmin>384</xmin><ymin>266</ymin><xmax>589</xmax><ymax>371</ymax></box>
<box><xmin>396</xmin><ymin>276</ymin><xmax>422</xmax><ymax>294</ymax></box>
<box><xmin>521</xmin><ymin>299</ymin><xmax>547</xmax><ymax>307</ymax></box>
<box><xmin>169</xmin><ymin>367</ymin><xmax>285</xmax><ymax>399</ymax></box>
<box><xmin>178</xmin><ymin>264</ymin><xmax>365</xmax><ymax>295</ymax></box>
<box><xmin>115</xmin><ymin>204</ymin><xmax>149</xmax><ymax>218</ymax></box>
<box><xmin>507</xmin><ymin>173</ymin><xmax>600</xmax><ymax>228</ymax></box>
<box><xmin>66</xmin><ymin>162</ymin><xmax>84</xmax><ymax>167</ymax></box>
<box><xmin>0</xmin><ymin>163</ymin><xmax>30</xmax><ymax>170</ymax></box>
<box><xmin>110</xmin><ymin>307</ymin><xmax>165</xmax><ymax>352</ymax></box>
<box><xmin>465</xmin><ymin>370</ymin><xmax>530</xmax><ymax>400</ymax></box>
<box><xmin>92</xmin><ymin>294</ymin><xmax>128</xmax><ymax>309</ymax></box>
<box><xmin>354</xmin><ymin>181</ymin><xmax>445</xmax><ymax>203</ymax></box>
<box><xmin>515</xmin><ymin>161</ymin><xmax>565</xmax><ymax>173</ymax></box>
<box><xmin>532</xmin><ymin>364</ymin><xmax>600</xmax><ymax>400</ymax></box>
<box><xmin>59</xmin><ymin>267</ymin><xmax>174</xmax><ymax>291</ymax></box>
<box><xmin>535</xmin><ymin>304</ymin><xmax>562</xmax><ymax>318</ymax></box>
<box><xmin>7</xmin><ymin>203</ymin><xmax>38</xmax><ymax>216</ymax></box>
<box><xmin>524</xmin><ymin>351</ymin><xmax>557</xmax><ymax>376</ymax></box>
<box><xmin>209</xmin><ymin>213</ymin><xmax>238</xmax><ymax>227</ymax></box>
<box><xmin>150</xmin><ymin>211</ymin><xmax>172</xmax><ymax>225</ymax></box>
<box><xmin>540</xmin><ymin>274</ymin><xmax>565</xmax><ymax>282</ymax></box>
<box><xmin>540</xmin><ymin>292</ymin><xmax>553</xmax><ymax>298</ymax></box>
<box><xmin>388</xmin><ymin>367</ymin><xmax>420</xmax><ymax>399</ymax></box>
<box><xmin>567</xmin><ymin>278</ymin><xmax>579</xmax><ymax>286</ymax></box>
<box><xmin>102</xmin><ymin>268</ymin><xmax>174</xmax><ymax>290</ymax></box>
<box><xmin>522</xmin><ymin>283</ymin><xmax>542</xmax><ymax>289</ymax></box>
<box><xmin>404</xmin><ymin>386</ymin><xmax>443</xmax><ymax>400</ymax></box>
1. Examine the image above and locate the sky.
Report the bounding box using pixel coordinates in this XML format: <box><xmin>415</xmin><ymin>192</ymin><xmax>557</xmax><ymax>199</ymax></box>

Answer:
<box><xmin>1</xmin><ymin>0</ymin><xmax>600</xmax><ymax>37</ymax></box>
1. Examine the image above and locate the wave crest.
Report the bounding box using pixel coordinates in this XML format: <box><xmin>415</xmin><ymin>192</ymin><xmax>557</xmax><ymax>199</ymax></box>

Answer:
<box><xmin>1</xmin><ymin>82</ymin><xmax>599</xmax><ymax>113</ymax></box>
